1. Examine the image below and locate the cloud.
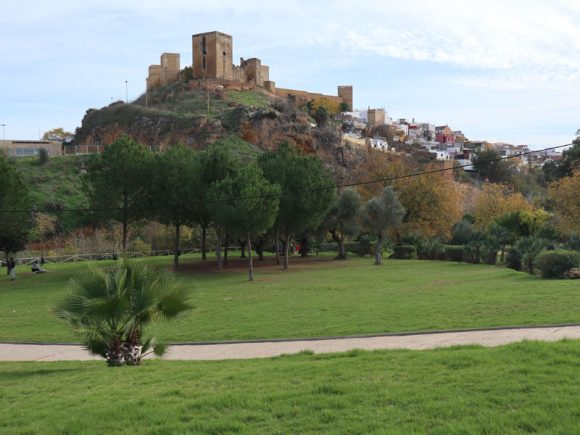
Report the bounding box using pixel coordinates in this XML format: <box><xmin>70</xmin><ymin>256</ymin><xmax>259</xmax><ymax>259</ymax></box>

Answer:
<box><xmin>328</xmin><ymin>0</ymin><xmax>580</xmax><ymax>90</ymax></box>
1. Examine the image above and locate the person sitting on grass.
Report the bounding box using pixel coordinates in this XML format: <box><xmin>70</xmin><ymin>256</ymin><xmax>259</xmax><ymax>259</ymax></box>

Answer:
<box><xmin>31</xmin><ymin>259</ymin><xmax>47</xmax><ymax>274</ymax></box>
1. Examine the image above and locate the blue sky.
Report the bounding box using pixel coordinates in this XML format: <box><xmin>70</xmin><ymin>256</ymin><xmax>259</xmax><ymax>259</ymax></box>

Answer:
<box><xmin>1</xmin><ymin>0</ymin><xmax>580</xmax><ymax>149</ymax></box>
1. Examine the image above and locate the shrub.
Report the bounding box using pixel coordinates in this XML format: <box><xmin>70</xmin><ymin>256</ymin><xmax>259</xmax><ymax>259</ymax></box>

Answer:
<box><xmin>507</xmin><ymin>237</ymin><xmax>552</xmax><ymax>274</ymax></box>
<box><xmin>391</xmin><ymin>245</ymin><xmax>417</xmax><ymax>260</ymax></box>
<box><xmin>37</xmin><ymin>148</ymin><xmax>49</xmax><ymax>165</ymax></box>
<box><xmin>481</xmin><ymin>239</ymin><xmax>501</xmax><ymax>265</ymax></box>
<box><xmin>344</xmin><ymin>242</ymin><xmax>361</xmax><ymax>255</ymax></box>
<box><xmin>418</xmin><ymin>238</ymin><xmax>445</xmax><ymax>260</ymax></box>
<box><xmin>401</xmin><ymin>233</ymin><xmax>424</xmax><ymax>248</ymax></box>
<box><xmin>319</xmin><ymin>242</ymin><xmax>338</xmax><ymax>253</ymax></box>
<box><xmin>442</xmin><ymin>245</ymin><xmax>464</xmax><ymax>262</ymax></box>
<box><xmin>536</xmin><ymin>250</ymin><xmax>580</xmax><ymax>278</ymax></box>
<box><xmin>505</xmin><ymin>248</ymin><xmax>522</xmax><ymax>271</ymax></box>
<box><xmin>356</xmin><ymin>236</ymin><xmax>372</xmax><ymax>257</ymax></box>
<box><xmin>565</xmin><ymin>234</ymin><xmax>580</xmax><ymax>251</ymax></box>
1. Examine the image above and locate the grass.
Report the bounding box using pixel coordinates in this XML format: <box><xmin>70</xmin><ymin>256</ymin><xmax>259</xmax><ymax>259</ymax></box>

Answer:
<box><xmin>1</xmin><ymin>255</ymin><xmax>579</xmax><ymax>343</ymax></box>
<box><xmin>2</xmin><ymin>340</ymin><xmax>580</xmax><ymax>433</ymax></box>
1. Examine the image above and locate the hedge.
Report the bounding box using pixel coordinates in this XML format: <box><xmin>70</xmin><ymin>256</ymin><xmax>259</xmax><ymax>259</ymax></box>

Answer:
<box><xmin>391</xmin><ymin>245</ymin><xmax>417</xmax><ymax>260</ymax></box>
<box><xmin>442</xmin><ymin>245</ymin><xmax>464</xmax><ymax>262</ymax></box>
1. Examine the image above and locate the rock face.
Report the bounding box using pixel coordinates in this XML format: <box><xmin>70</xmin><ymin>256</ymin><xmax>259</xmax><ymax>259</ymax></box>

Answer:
<box><xmin>75</xmin><ymin>103</ymin><xmax>225</xmax><ymax>150</ymax></box>
<box><xmin>74</xmin><ymin>99</ymin><xmax>316</xmax><ymax>153</ymax></box>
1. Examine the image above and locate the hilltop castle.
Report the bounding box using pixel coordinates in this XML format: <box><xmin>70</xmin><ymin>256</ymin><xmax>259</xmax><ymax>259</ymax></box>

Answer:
<box><xmin>146</xmin><ymin>31</ymin><xmax>353</xmax><ymax>110</ymax></box>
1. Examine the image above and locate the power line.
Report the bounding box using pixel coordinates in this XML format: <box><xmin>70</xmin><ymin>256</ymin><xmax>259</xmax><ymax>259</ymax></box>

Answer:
<box><xmin>0</xmin><ymin>143</ymin><xmax>572</xmax><ymax>214</ymax></box>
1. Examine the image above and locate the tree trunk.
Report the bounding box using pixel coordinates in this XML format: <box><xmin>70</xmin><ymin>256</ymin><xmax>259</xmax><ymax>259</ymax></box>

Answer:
<box><xmin>122</xmin><ymin>221</ymin><xmax>128</xmax><ymax>253</ymax></box>
<box><xmin>4</xmin><ymin>251</ymin><xmax>8</xmax><ymax>275</ymax></box>
<box><xmin>106</xmin><ymin>337</ymin><xmax>124</xmax><ymax>367</ymax></box>
<box><xmin>239</xmin><ymin>239</ymin><xmax>246</xmax><ymax>258</ymax></box>
<box><xmin>283</xmin><ymin>232</ymin><xmax>290</xmax><ymax>270</ymax></box>
<box><xmin>331</xmin><ymin>231</ymin><xmax>346</xmax><ymax>260</ymax></box>
<box><xmin>247</xmin><ymin>233</ymin><xmax>254</xmax><ymax>281</ymax></box>
<box><xmin>216</xmin><ymin>229</ymin><xmax>223</xmax><ymax>271</ymax></box>
<box><xmin>500</xmin><ymin>245</ymin><xmax>505</xmax><ymax>263</ymax></box>
<box><xmin>374</xmin><ymin>234</ymin><xmax>383</xmax><ymax>265</ymax></box>
<box><xmin>173</xmin><ymin>223</ymin><xmax>181</xmax><ymax>268</ymax></box>
<box><xmin>274</xmin><ymin>228</ymin><xmax>281</xmax><ymax>265</ymax></box>
<box><xmin>201</xmin><ymin>224</ymin><xmax>207</xmax><ymax>260</ymax></box>
<box><xmin>255</xmin><ymin>238</ymin><xmax>265</xmax><ymax>261</ymax></box>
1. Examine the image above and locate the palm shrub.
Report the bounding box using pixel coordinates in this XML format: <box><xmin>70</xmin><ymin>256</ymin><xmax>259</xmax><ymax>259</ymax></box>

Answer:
<box><xmin>506</xmin><ymin>237</ymin><xmax>552</xmax><ymax>274</ymax></box>
<box><xmin>464</xmin><ymin>232</ymin><xmax>486</xmax><ymax>264</ymax></box>
<box><xmin>54</xmin><ymin>261</ymin><xmax>193</xmax><ymax>366</ymax></box>
<box><xmin>418</xmin><ymin>238</ymin><xmax>445</xmax><ymax>260</ymax></box>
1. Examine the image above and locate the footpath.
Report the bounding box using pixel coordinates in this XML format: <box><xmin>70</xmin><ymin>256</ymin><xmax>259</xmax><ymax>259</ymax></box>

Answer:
<box><xmin>1</xmin><ymin>325</ymin><xmax>580</xmax><ymax>362</ymax></box>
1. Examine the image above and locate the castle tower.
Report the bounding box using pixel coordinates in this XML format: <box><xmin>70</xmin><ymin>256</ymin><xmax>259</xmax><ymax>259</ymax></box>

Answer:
<box><xmin>160</xmin><ymin>53</ymin><xmax>180</xmax><ymax>86</ymax></box>
<box><xmin>192</xmin><ymin>31</ymin><xmax>233</xmax><ymax>80</ymax></box>
<box><xmin>337</xmin><ymin>85</ymin><xmax>353</xmax><ymax>111</ymax></box>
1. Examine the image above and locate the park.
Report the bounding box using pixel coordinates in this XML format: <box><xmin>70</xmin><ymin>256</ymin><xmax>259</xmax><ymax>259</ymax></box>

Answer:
<box><xmin>2</xmin><ymin>252</ymin><xmax>580</xmax><ymax>433</ymax></box>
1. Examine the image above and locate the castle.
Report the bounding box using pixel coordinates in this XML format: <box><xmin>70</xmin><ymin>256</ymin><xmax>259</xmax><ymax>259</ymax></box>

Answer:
<box><xmin>146</xmin><ymin>31</ymin><xmax>353</xmax><ymax>110</ymax></box>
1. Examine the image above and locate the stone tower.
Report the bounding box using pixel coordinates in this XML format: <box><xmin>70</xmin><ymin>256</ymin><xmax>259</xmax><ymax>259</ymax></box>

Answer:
<box><xmin>337</xmin><ymin>85</ymin><xmax>353</xmax><ymax>111</ymax></box>
<box><xmin>192</xmin><ymin>31</ymin><xmax>233</xmax><ymax>80</ymax></box>
<box><xmin>160</xmin><ymin>53</ymin><xmax>180</xmax><ymax>86</ymax></box>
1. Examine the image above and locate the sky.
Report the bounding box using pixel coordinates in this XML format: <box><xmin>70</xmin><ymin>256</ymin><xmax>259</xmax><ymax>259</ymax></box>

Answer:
<box><xmin>1</xmin><ymin>0</ymin><xmax>580</xmax><ymax>149</ymax></box>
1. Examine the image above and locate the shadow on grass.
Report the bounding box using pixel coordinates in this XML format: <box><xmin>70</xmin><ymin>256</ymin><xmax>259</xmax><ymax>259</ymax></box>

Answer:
<box><xmin>1</xmin><ymin>367</ymin><xmax>84</xmax><ymax>380</ymax></box>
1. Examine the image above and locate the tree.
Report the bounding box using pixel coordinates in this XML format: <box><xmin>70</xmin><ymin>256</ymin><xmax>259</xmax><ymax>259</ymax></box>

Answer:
<box><xmin>42</xmin><ymin>127</ymin><xmax>73</xmax><ymax>141</ymax></box>
<box><xmin>54</xmin><ymin>261</ymin><xmax>193</xmax><ymax>366</ymax></box>
<box><xmin>548</xmin><ymin>169</ymin><xmax>580</xmax><ymax>235</ymax></box>
<box><xmin>0</xmin><ymin>153</ymin><xmax>31</xmax><ymax>260</ymax></box>
<box><xmin>495</xmin><ymin>209</ymin><xmax>551</xmax><ymax>239</ymax></box>
<box><xmin>259</xmin><ymin>142</ymin><xmax>335</xmax><ymax>269</ymax></box>
<box><xmin>321</xmin><ymin>188</ymin><xmax>361</xmax><ymax>259</ymax></box>
<box><xmin>196</xmin><ymin>143</ymin><xmax>239</xmax><ymax>267</ymax></box>
<box><xmin>560</xmin><ymin>137</ymin><xmax>580</xmax><ymax>177</ymax></box>
<box><xmin>472</xmin><ymin>183</ymin><xmax>533</xmax><ymax>230</ymax></box>
<box><xmin>394</xmin><ymin>165</ymin><xmax>463</xmax><ymax>239</ymax></box>
<box><xmin>84</xmin><ymin>136</ymin><xmax>152</xmax><ymax>252</ymax></box>
<box><xmin>209</xmin><ymin>164</ymin><xmax>280</xmax><ymax>280</ymax></box>
<box><xmin>360</xmin><ymin>187</ymin><xmax>405</xmax><ymax>265</ymax></box>
<box><xmin>150</xmin><ymin>145</ymin><xmax>200</xmax><ymax>267</ymax></box>
<box><xmin>356</xmin><ymin>154</ymin><xmax>463</xmax><ymax>239</ymax></box>
<box><xmin>472</xmin><ymin>148</ymin><xmax>515</xmax><ymax>184</ymax></box>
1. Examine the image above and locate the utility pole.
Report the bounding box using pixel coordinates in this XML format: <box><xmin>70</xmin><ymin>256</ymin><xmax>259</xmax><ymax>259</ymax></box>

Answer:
<box><xmin>125</xmin><ymin>80</ymin><xmax>128</xmax><ymax>103</ymax></box>
<box><xmin>0</xmin><ymin>124</ymin><xmax>5</xmax><ymax>141</ymax></box>
<box><xmin>145</xmin><ymin>79</ymin><xmax>149</xmax><ymax>108</ymax></box>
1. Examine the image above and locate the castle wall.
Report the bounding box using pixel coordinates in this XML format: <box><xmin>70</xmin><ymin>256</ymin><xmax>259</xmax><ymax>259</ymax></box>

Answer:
<box><xmin>274</xmin><ymin>88</ymin><xmax>343</xmax><ymax>106</ymax></box>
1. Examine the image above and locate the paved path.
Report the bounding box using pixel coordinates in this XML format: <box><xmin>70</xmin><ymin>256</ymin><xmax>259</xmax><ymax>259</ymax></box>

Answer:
<box><xmin>2</xmin><ymin>325</ymin><xmax>580</xmax><ymax>362</ymax></box>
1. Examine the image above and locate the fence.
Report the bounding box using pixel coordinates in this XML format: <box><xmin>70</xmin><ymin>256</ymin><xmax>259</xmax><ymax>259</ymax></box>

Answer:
<box><xmin>10</xmin><ymin>248</ymin><xmax>202</xmax><ymax>266</ymax></box>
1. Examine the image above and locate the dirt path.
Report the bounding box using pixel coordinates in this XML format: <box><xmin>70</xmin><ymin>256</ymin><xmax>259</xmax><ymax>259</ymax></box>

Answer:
<box><xmin>1</xmin><ymin>325</ymin><xmax>580</xmax><ymax>362</ymax></box>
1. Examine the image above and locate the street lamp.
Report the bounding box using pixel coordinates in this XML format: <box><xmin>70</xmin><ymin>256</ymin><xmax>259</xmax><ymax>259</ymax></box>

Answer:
<box><xmin>125</xmin><ymin>80</ymin><xmax>128</xmax><ymax>103</ymax></box>
<box><xmin>0</xmin><ymin>124</ymin><xmax>5</xmax><ymax>141</ymax></box>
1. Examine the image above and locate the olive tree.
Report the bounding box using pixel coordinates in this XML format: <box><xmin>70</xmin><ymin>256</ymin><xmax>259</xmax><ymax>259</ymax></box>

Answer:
<box><xmin>360</xmin><ymin>187</ymin><xmax>405</xmax><ymax>265</ymax></box>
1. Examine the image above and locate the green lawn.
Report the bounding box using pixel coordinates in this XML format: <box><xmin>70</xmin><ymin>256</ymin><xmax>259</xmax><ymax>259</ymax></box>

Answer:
<box><xmin>2</xmin><ymin>340</ymin><xmax>580</xmax><ymax>433</ymax></box>
<box><xmin>1</xmin><ymin>255</ymin><xmax>579</xmax><ymax>343</ymax></box>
